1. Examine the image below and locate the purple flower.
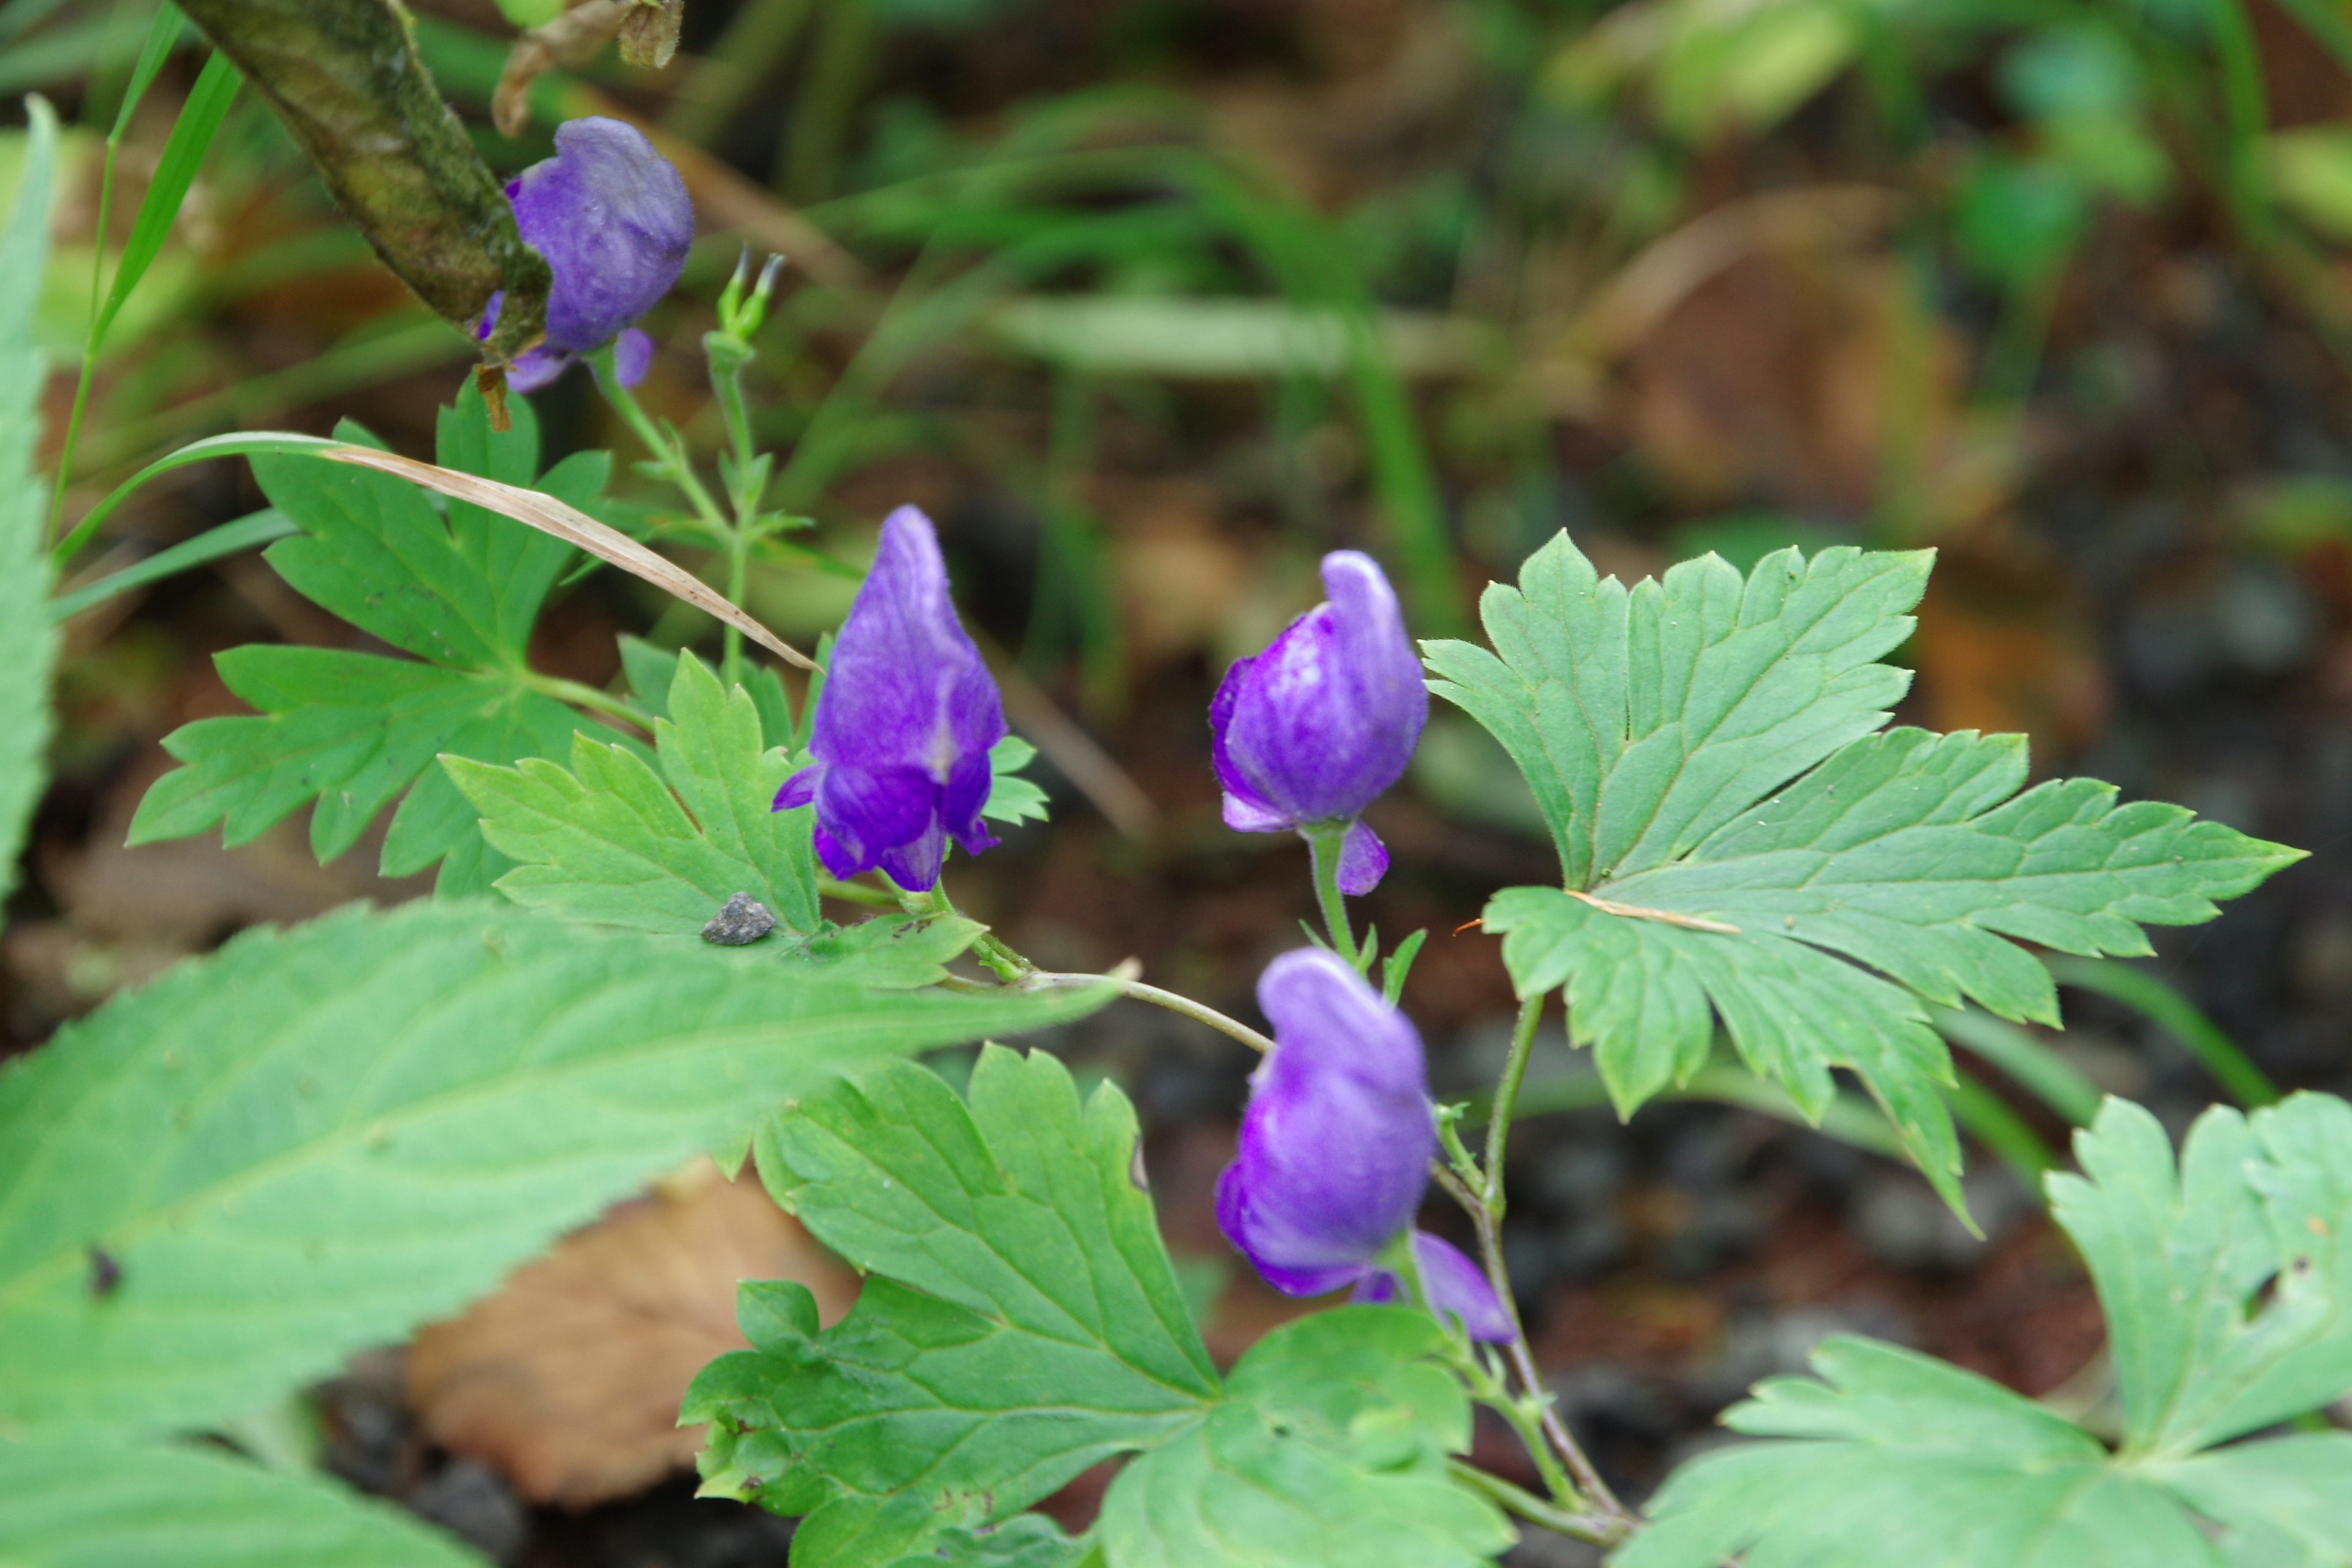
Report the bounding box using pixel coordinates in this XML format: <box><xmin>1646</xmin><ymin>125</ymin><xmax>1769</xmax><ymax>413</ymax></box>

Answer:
<box><xmin>1215</xmin><ymin>949</ymin><xmax>1514</xmax><ymax>1342</ymax></box>
<box><xmin>1212</xmin><ymin>551</ymin><xmax>1427</xmax><ymax>895</ymax></box>
<box><xmin>479</xmin><ymin>117</ymin><xmax>694</xmax><ymax>393</ymax></box>
<box><xmin>772</xmin><ymin>507</ymin><xmax>1007</xmax><ymax>892</ymax></box>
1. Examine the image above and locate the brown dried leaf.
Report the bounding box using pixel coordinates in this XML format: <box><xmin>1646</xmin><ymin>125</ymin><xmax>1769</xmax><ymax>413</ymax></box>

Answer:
<box><xmin>496</xmin><ymin>0</ymin><xmax>631</xmax><ymax>137</ymax></box>
<box><xmin>617</xmin><ymin>0</ymin><xmax>686</xmax><ymax>69</ymax></box>
<box><xmin>407</xmin><ymin>1164</ymin><xmax>858</xmax><ymax>1507</ymax></box>
<box><xmin>324</xmin><ymin>447</ymin><xmax>817</xmax><ymax>670</ymax></box>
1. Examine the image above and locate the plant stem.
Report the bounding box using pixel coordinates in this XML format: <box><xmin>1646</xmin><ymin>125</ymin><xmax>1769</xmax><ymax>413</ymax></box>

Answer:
<box><xmin>1482</xmin><ymin>992</ymin><xmax>1542</xmax><ymax>1213</ymax></box>
<box><xmin>1447</xmin><ymin>1460</ymin><xmax>1629</xmax><ymax>1548</ymax></box>
<box><xmin>590</xmin><ymin>345</ymin><xmax>733</xmax><ymax>540</ymax></box>
<box><xmin>725</xmin><ymin>523</ymin><xmax>751</xmax><ymax>691</ymax></box>
<box><xmin>1433</xmin><ymin>995</ymin><xmax>1633</xmax><ymax>1529</ymax></box>
<box><xmin>818</xmin><ymin>877</ymin><xmax>897</xmax><ymax>908</ymax></box>
<box><xmin>520</xmin><ymin>671</ymin><xmax>657</xmax><ymax>733</ymax></box>
<box><xmin>1305</xmin><ymin>825</ymin><xmax>1360</xmax><ymax>966</ymax></box>
<box><xmin>1019</xmin><ymin>970</ymin><xmax>1275</xmax><ymax>1055</ymax></box>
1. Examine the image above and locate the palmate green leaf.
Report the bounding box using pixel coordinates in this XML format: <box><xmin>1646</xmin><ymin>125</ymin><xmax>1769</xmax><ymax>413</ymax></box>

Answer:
<box><xmin>128</xmin><ymin>381</ymin><xmax>610</xmax><ymax>891</ymax></box>
<box><xmin>2052</xmin><ymin>1095</ymin><xmax>2352</xmax><ymax>1457</ymax></box>
<box><xmin>1435</xmin><ymin>534</ymin><xmax>2301</xmax><ymax>1196</ymax></box>
<box><xmin>0</xmin><ymin>98</ymin><xmax>58</xmax><ymax>924</ymax></box>
<box><xmin>0</xmin><ymin>902</ymin><xmax>1110</xmax><ymax>1438</ymax></box>
<box><xmin>0</xmin><ymin>1436</ymin><xmax>481</xmax><ymax>1568</ymax></box>
<box><xmin>1615</xmin><ymin>1093</ymin><xmax>2352</xmax><ymax>1568</ymax></box>
<box><xmin>450</xmin><ymin>651</ymin><xmax>821</xmax><ymax>938</ymax></box>
<box><xmin>689</xmin><ymin>1049</ymin><xmax>1506</xmax><ymax>1568</ymax></box>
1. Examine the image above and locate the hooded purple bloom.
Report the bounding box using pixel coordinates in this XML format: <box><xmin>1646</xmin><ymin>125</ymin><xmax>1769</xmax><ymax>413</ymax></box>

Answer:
<box><xmin>772</xmin><ymin>507</ymin><xmax>1006</xmax><ymax>892</ymax></box>
<box><xmin>1212</xmin><ymin>551</ymin><xmax>1427</xmax><ymax>895</ymax></box>
<box><xmin>480</xmin><ymin>117</ymin><xmax>694</xmax><ymax>393</ymax></box>
<box><xmin>1215</xmin><ymin>949</ymin><xmax>1514</xmax><ymax>1342</ymax></box>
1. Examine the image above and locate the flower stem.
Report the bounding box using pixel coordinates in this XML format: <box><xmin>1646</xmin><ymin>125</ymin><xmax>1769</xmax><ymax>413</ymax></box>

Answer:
<box><xmin>1305</xmin><ymin>825</ymin><xmax>1362</xmax><ymax>967</ymax></box>
<box><xmin>592</xmin><ymin>349</ymin><xmax>728</xmax><ymax>528</ymax></box>
<box><xmin>1017</xmin><ymin>970</ymin><xmax>1275</xmax><ymax>1055</ymax></box>
<box><xmin>1483</xmin><ymin>992</ymin><xmax>1543</xmax><ymax>1215</ymax></box>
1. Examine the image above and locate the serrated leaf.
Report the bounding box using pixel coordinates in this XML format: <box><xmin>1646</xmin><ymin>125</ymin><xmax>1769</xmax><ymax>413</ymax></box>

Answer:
<box><xmin>779</xmin><ymin>911</ymin><xmax>987</xmax><ymax>989</ymax></box>
<box><xmin>2052</xmin><ymin>1095</ymin><xmax>2352</xmax><ymax>1456</ymax></box>
<box><xmin>693</xmin><ymin>1048</ymin><xmax>1218</xmax><ymax>1566</ymax></box>
<box><xmin>451</xmin><ymin>651</ymin><xmax>821</xmax><ymax>937</ymax></box>
<box><xmin>986</xmin><ymin>737</ymin><xmax>1050</xmax><ymax>826</ymax></box>
<box><xmin>129</xmin><ymin>382</ymin><xmax>613</xmax><ymax>881</ymax></box>
<box><xmin>1098</xmin><ymin>1310</ymin><xmax>1510</xmax><ymax>1568</ymax></box>
<box><xmin>131</xmin><ymin>648</ymin><xmax>586</xmax><ymax>865</ymax></box>
<box><xmin>0</xmin><ymin>99</ymin><xmax>58</xmax><ymax>925</ymax></box>
<box><xmin>0</xmin><ymin>903</ymin><xmax>1112</xmax><ymax>1438</ymax></box>
<box><xmin>692</xmin><ymin>1051</ymin><xmax>1501</xmax><ymax>1568</ymax></box>
<box><xmin>1615</xmin><ymin>1094</ymin><xmax>2352</xmax><ymax>1568</ymax></box>
<box><xmin>1426</xmin><ymin>535</ymin><xmax>1930</xmax><ymax>889</ymax></box>
<box><xmin>1444</xmin><ymin>536</ymin><xmax>2301</xmax><ymax>1194</ymax></box>
<box><xmin>0</xmin><ymin>1436</ymin><xmax>482</xmax><ymax>1568</ymax></box>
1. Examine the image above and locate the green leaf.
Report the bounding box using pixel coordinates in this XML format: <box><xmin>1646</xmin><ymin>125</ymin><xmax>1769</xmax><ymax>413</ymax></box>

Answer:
<box><xmin>47</xmin><ymin>508</ymin><xmax>297</xmax><ymax>623</ymax></box>
<box><xmin>0</xmin><ymin>1436</ymin><xmax>481</xmax><ymax>1568</ymax></box>
<box><xmin>2051</xmin><ymin>1095</ymin><xmax>2352</xmax><ymax>1457</ymax></box>
<box><xmin>886</xmin><ymin>1517</ymin><xmax>1093</xmax><ymax>1568</ymax></box>
<box><xmin>94</xmin><ymin>48</ymin><xmax>238</xmax><ymax>344</ymax></box>
<box><xmin>692</xmin><ymin>1050</ymin><xmax>1502</xmax><ymax>1568</ymax></box>
<box><xmin>0</xmin><ymin>902</ymin><xmax>1111</xmax><ymax>1438</ymax></box>
<box><xmin>780</xmin><ymin>911</ymin><xmax>989</xmax><ymax>989</ymax></box>
<box><xmin>451</xmin><ymin>650</ymin><xmax>821</xmax><ymax>937</ymax></box>
<box><xmin>986</xmin><ymin>737</ymin><xmax>1050</xmax><ymax>826</ymax></box>
<box><xmin>1098</xmin><ymin>1310</ymin><xmax>1510</xmax><ymax>1568</ymax></box>
<box><xmin>128</xmin><ymin>383</ymin><xmax>613</xmax><ymax>882</ymax></box>
<box><xmin>1438</xmin><ymin>535</ymin><xmax>2302</xmax><ymax>1195</ymax></box>
<box><xmin>0</xmin><ymin>97</ymin><xmax>58</xmax><ymax>927</ymax></box>
<box><xmin>694</xmin><ymin>1048</ymin><xmax>1219</xmax><ymax>1564</ymax></box>
<box><xmin>1616</xmin><ymin>1093</ymin><xmax>2352</xmax><ymax>1568</ymax></box>
<box><xmin>2155</xmin><ymin>1435</ymin><xmax>2352</xmax><ymax>1567</ymax></box>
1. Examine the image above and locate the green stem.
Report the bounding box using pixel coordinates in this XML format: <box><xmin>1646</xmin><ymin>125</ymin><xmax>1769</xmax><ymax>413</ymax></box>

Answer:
<box><xmin>1306</xmin><ymin>825</ymin><xmax>1361</xmax><ymax>967</ymax></box>
<box><xmin>1482</xmin><ymin>993</ymin><xmax>1542</xmax><ymax>1214</ymax></box>
<box><xmin>1446</xmin><ymin>1460</ymin><xmax>1628</xmax><ymax>1548</ymax></box>
<box><xmin>1018</xmin><ymin>970</ymin><xmax>1275</xmax><ymax>1055</ymax></box>
<box><xmin>725</xmin><ymin>523</ymin><xmax>751</xmax><ymax>691</ymax></box>
<box><xmin>519</xmin><ymin>671</ymin><xmax>658</xmax><ymax>733</ymax></box>
<box><xmin>590</xmin><ymin>345</ymin><xmax>733</xmax><ymax>540</ymax></box>
<box><xmin>818</xmin><ymin>877</ymin><xmax>897</xmax><ymax>908</ymax></box>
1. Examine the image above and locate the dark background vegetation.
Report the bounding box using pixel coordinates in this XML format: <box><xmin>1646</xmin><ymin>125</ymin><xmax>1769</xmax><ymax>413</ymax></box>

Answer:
<box><xmin>10</xmin><ymin>0</ymin><xmax>2352</xmax><ymax>1561</ymax></box>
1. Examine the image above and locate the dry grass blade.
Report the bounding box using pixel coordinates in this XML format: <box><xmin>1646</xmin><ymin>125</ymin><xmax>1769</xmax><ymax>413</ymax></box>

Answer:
<box><xmin>324</xmin><ymin>447</ymin><xmax>817</xmax><ymax>671</ymax></box>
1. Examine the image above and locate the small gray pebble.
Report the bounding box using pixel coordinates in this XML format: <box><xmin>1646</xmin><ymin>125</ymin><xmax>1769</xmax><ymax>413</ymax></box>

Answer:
<box><xmin>703</xmin><ymin>892</ymin><xmax>778</xmax><ymax>946</ymax></box>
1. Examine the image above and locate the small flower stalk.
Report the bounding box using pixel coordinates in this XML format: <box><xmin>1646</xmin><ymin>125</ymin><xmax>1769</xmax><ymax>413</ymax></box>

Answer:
<box><xmin>773</xmin><ymin>507</ymin><xmax>1007</xmax><ymax>892</ymax></box>
<box><xmin>1216</xmin><ymin>948</ymin><xmax>1513</xmax><ymax>1342</ymax></box>
<box><xmin>480</xmin><ymin>116</ymin><xmax>694</xmax><ymax>392</ymax></box>
<box><xmin>1212</xmin><ymin>551</ymin><xmax>1427</xmax><ymax>896</ymax></box>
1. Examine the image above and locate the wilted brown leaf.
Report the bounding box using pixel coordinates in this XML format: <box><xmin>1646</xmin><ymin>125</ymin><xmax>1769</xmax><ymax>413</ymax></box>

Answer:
<box><xmin>325</xmin><ymin>447</ymin><xmax>818</xmax><ymax>670</ymax></box>
<box><xmin>406</xmin><ymin>1163</ymin><xmax>858</xmax><ymax>1508</ymax></box>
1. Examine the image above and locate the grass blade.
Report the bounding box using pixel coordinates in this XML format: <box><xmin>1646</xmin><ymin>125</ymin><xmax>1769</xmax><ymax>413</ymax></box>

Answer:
<box><xmin>94</xmin><ymin>46</ymin><xmax>237</xmax><ymax>341</ymax></box>
<box><xmin>2046</xmin><ymin>954</ymin><xmax>2280</xmax><ymax>1107</ymax></box>
<box><xmin>48</xmin><ymin>507</ymin><xmax>295</xmax><ymax>622</ymax></box>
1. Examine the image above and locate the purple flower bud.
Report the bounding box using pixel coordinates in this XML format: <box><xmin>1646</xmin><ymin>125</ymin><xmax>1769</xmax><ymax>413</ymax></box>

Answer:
<box><xmin>773</xmin><ymin>508</ymin><xmax>1008</xmax><ymax>892</ymax></box>
<box><xmin>481</xmin><ymin>117</ymin><xmax>693</xmax><ymax>391</ymax></box>
<box><xmin>1215</xmin><ymin>949</ymin><xmax>1514</xmax><ymax>1341</ymax></box>
<box><xmin>1211</xmin><ymin>551</ymin><xmax>1426</xmax><ymax>894</ymax></box>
